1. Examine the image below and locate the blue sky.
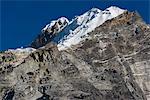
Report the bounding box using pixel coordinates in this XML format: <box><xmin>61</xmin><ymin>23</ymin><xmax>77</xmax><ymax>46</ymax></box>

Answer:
<box><xmin>0</xmin><ymin>0</ymin><xmax>150</xmax><ymax>51</ymax></box>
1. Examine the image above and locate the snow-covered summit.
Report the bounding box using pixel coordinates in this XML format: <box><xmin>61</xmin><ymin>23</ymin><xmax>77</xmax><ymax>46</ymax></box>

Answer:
<box><xmin>103</xmin><ymin>6</ymin><xmax>125</xmax><ymax>19</ymax></box>
<box><xmin>42</xmin><ymin>17</ymin><xmax>69</xmax><ymax>34</ymax></box>
<box><xmin>76</xmin><ymin>7</ymin><xmax>102</xmax><ymax>25</ymax></box>
<box><xmin>56</xmin><ymin>6</ymin><xmax>125</xmax><ymax>50</ymax></box>
<box><xmin>32</xmin><ymin>6</ymin><xmax>125</xmax><ymax>50</ymax></box>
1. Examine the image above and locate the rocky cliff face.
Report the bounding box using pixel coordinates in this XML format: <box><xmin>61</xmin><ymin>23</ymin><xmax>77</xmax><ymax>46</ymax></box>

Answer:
<box><xmin>31</xmin><ymin>17</ymin><xmax>69</xmax><ymax>48</ymax></box>
<box><xmin>0</xmin><ymin>7</ymin><xmax>150</xmax><ymax>100</ymax></box>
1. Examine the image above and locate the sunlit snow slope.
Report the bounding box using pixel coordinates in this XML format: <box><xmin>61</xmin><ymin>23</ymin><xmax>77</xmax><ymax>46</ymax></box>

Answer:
<box><xmin>42</xmin><ymin>6</ymin><xmax>125</xmax><ymax>50</ymax></box>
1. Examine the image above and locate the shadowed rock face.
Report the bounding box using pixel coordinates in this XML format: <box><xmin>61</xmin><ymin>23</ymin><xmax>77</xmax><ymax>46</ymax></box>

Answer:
<box><xmin>0</xmin><ymin>11</ymin><xmax>150</xmax><ymax>100</ymax></box>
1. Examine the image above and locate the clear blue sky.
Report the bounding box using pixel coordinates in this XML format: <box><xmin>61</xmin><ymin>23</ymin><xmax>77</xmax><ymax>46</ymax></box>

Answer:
<box><xmin>0</xmin><ymin>0</ymin><xmax>150</xmax><ymax>51</ymax></box>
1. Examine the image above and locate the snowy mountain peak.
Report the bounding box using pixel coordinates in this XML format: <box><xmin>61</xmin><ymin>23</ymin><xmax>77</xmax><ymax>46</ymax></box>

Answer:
<box><xmin>31</xmin><ymin>6</ymin><xmax>125</xmax><ymax>50</ymax></box>
<box><xmin>57</xmin><ymin>6</ymin><xmax>125</xmax><ymax>50</ymax></box>
<box><xmin>106</xmin><ymin>6</ymin><xmax>123</xmax><ymax>11</ymax></box>
<box><xmin>42</xmin><ymin>17</ymin><xmax>69</xmax><ymax>34</ymax></box>
<box><xmin>104</xmin><ymin>6</ymin><xmax>125</xmax><ymax>18</ymax></box>
<box><xmin>76</xmin><ymin>8</ymin><xmax>102</xmax><ymax>25</ymax></box>
<box><xmin>89</xmin><ymin>7</ymin><xmax>102</xmax><ymax>13</ymax></box>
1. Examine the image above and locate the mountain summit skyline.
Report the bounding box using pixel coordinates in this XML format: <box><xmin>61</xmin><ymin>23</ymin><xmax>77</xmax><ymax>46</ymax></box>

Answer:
<box><xmin>1</xmin><ymin>0</ymin><xmax>150</xmax><ymax>51</ymax></box>
<box><xmin>0</xmin><ymin>4</ymin><xmax>150</xmax><ymax>100</ymax></box>
<box><xmin>31</xmin><ymin>6</ymin><xmax>125</xmax><ymax>50</ymax></box>
<box><xmin>0</xmin><ymin>4</ymin><xmax>150</xmax><ymax>99</ymax></box>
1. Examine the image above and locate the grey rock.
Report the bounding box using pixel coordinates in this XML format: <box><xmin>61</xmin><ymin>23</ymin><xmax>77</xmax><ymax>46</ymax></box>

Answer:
<box><xmin>0</xmin><ymin>11</ymin><xmax>150</xmax><ymax>100</ymax></box>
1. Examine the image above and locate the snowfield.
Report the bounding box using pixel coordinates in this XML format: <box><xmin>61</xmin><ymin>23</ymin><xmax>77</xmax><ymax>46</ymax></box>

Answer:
<box><xmin>55</xmin><ymin>6</ymin><xmax>125</xmax><ymax>50</ymax></box>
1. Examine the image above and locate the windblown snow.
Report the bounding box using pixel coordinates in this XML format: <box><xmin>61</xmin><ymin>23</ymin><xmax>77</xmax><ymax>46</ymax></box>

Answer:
<box><xmin>42</xmin><ymin>6</ymin><xmax>125</xmax><ymax>50</ymax></box>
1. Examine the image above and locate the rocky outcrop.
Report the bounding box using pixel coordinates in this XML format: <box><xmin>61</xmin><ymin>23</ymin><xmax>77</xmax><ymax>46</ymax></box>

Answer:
<box><xmin>31</xmin><ymin>17</ymin><xmax>69</xmax><ymax>49</ymax></box>
<box><xmin>0</xmin><ymin>10</ymin><xmax>150</xmax><ymax>100</ymax></box>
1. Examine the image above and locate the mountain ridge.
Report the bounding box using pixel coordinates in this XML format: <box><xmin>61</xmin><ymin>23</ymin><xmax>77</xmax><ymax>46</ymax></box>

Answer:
<box><xmin>0</xmin><ymin>6</ymin><xmax>150</xmax><ymax>100</ymax></box>
<box><xmin>31</xmin><ymin>6</ymin><xmax>125</xmax><ymax>50</ymax></box>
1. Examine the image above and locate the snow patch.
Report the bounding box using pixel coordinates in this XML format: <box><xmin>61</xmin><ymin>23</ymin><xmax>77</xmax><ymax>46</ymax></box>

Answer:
<box><xmin>8</xmin><ymin>47</ymin><xmax>36</xmax><ymax>53</ymax></box>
